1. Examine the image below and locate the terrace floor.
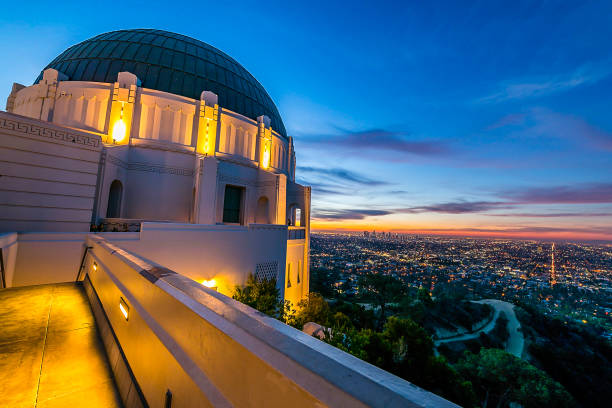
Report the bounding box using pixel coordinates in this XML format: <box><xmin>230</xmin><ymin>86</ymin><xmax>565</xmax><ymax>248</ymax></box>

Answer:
<box><xmin>0</xmin><ymin>283</ymin><xmax>122</xmax><ymax>407</ymax></box>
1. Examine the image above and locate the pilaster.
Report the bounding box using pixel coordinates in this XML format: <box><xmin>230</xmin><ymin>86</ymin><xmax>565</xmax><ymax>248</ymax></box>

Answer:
<box><xmin>195</xmin><ymin>91</ymin><xmax>219</xmax><ymax>155</ymax></box>
<box><xmin>108</xmin><ymin>72</ymin><xmax>138</xmax><ymax>145</ymax></box>
<box><xmin>257</xmin><ymin>115</ymin><xmax>272</xmax><ymax>169</ymax></box>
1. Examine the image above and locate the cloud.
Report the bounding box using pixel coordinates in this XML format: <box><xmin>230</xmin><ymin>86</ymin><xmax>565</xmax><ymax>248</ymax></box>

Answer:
<box><xmin>312</xmin><ymin>208</ymin><xmax>393</xmax><ymax>220</ymax></box>
<box><xmin>478</xmin><ymin>62</ymin><xmax>611</xmax><ymax>103</ymax></box>
<box><xmin>400</xmin><ymin>201</ymin><xmax>509</xmax><ymax>214</ymax></box>
<box><xmin>486</xmin><ymin>109</ymin><xmax>612</xmax><ymax>152</ymax></box>
<box><xmin>395</xmin><ymin>183</ymin><xmax>612</xmax><ymax>215</ymax></box>
<box><xmin>299</xmin><ymin>166</ymin><xmax>389</xmax><ymax>186</ymax></box>
<box><xmin>296</xmin><ymin>180</ymin><xmax>352</xmax><ymax>196</ymax></box>
<box><xmin>529</xmin><ymin>109</ymin><xmax>612</xmax><ymax>151</ymax></box>
<box><xmin>302</xmin><ymin>129</ymin><xmax>450</xmax><ymax>158</ymax></box>
<box><xmin>419</xmin><ymin>225</ymin><xmax>612</xmax><ymax>235</ymax></box>
<box><xmin>486</xmin><ymin>113</ymin><xmax>527</xmax><ymax>130</ymax></box>
<box><xmin>486</xmin><ymin>212</ymin><xmax>612</xmax><ymax>218</ymax></box>
<box><xmin>503</xmin><ymin>183</ymin><xmax>612</xmax><ymax>204</ymax></box>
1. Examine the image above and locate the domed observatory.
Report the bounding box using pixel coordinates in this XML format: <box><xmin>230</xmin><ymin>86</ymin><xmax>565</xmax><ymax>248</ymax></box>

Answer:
<box><xmin>2</xmin><ymin>29</ymin><xmax>310</xmax><ymax>305</ymax></box>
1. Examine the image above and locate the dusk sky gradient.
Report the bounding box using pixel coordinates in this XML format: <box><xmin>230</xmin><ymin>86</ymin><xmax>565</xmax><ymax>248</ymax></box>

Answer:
<box><xmin>1</xmin><ymin>1</ymin><xmax>610</xmax><ymax>240</ymax></box>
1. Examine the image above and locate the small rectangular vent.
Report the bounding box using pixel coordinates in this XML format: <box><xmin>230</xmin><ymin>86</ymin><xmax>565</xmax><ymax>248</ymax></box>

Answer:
<box><xmin>255</xmin><ymin>261</ymin><xmax>278</xmax><ymax>283</ymax></box>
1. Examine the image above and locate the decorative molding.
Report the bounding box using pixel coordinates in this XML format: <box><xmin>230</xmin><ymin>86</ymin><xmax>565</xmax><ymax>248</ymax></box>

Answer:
<box><xmin>105</xmin><ymin>154</ymin><xmax>193</xmax><ymax>176</ymax></box>
<box><xmin>0</xmin><ymin>114</ymin><xmax>101</xmax><ymax>147</ymax></box>
<box><xmin>219</xmin><ymin>174</ymin><xmax>275</xmax><ymax>188</ymax></box>
<box><xmin>128</xmin><ymin>162</ymin><xmax>194</xmax><ymax>176</ymax></box>
<box><xmin>106</xmin><ymin>154</ymin><xmax>128</xmax><ymax>169</ymax></box>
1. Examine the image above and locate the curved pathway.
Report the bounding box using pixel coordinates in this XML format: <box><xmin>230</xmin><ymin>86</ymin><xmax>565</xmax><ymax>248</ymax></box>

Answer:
<box><xmin>435</xmin><ymin>299</ymin><xmax>524</xmax><ymax>358</ymax></box>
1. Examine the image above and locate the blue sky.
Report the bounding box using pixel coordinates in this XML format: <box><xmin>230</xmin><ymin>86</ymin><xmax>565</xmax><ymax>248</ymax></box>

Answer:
<box><xmin>1</xmin><ymin>1</ymin><xmax>611</xmax><ymax>240</ymax></box>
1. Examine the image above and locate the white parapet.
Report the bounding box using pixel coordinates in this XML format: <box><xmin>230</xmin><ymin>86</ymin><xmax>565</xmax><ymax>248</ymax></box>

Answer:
<box><xmin>84</xmin><ymin>235</ymin><xmax>459</xmax><ymax>408</ymax></box>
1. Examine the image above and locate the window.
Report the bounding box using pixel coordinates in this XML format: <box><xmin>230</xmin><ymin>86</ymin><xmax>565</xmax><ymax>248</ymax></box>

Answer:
<box><xmin>286</xmin><ymin>263</ymin><xmax>292</xmax><ymax>288</ymax></box>
<box><xmin>295</xmin><ymin>208</ymin><xmax>302</xmax><ymax>227</ymax></box>
<box><xmin>297</xmin><ymin>261</ymin><xmax>301</xmax><ymax>284</ymax></box>
<box><xmin>106</xmin><ymin>180</ymin><xmax>123</xmax><ymax>218</ymax></box>
<box><xmin>222</xmin><ymin>185</ymin><xmax>243</xmax><ymax>223</ymax></box>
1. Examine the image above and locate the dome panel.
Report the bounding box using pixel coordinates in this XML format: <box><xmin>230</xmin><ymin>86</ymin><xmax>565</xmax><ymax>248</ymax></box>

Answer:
<box><xmin>36</xmin><ymin>29</ymin><xmax>286</xmax><ymax>137</ymax></box>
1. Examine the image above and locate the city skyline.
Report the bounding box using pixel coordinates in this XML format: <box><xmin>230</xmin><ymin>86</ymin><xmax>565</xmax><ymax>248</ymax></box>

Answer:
<box><xmin>1</xmin><ymin>1</ymin><xmax>611</xmax><ymax>241</ymax></box>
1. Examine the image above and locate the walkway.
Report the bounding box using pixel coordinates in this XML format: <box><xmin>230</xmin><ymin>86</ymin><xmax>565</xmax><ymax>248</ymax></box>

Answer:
<box><xmin>435</xmin><ymin>299</ymin><xmax>524</xmax><ymax>358</ymax></box>
<box><xmin>0</xmin><ymin>283</ymin><xmax>122</xmax><ymax>407</ymax></box>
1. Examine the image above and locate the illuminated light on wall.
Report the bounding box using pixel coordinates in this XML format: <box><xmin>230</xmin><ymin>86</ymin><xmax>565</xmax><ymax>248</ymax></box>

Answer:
<box><xmin>119</xmin><ymin>297</ymin><xmax>129</xmax><ymax>321</ymax></box>
<box><xmin>112</xmin><ymin>118</ymin><xmax>127</xmax><ymax>143</ymax></box>
<box><xmin>200</xmin><ymin>279</ymin><xmax>217</xmax><ymax>290</ymax></box>
<box><xmin>204</xmin><ymin>118</ymin><xmax>212</xmax><ymax>154</ymax></box>
<box><xmin>93</xmin><ymin>262</ymin><xmax>97</xmax><ymax>271</ymax></box>
<box><xmin>261</xmin><ymin>145</ymin><xmax>270</xmax><ymax>169</ymax></box>
<box><xmin>111</xmin><ymin>101</ymin><xmax>128</xmax><ymax>143</ymax></box>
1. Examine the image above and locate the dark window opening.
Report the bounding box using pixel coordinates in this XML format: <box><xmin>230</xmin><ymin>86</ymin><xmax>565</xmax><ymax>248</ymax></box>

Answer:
<box><xmin>106</xmin><ymin>180</ymin><xmax>123</xmax><ymax>218</ymax></box>
<box><xmin>222</xmin><ymin>185</ymin><xmax>243</xmax><ymax>223</ymax></box>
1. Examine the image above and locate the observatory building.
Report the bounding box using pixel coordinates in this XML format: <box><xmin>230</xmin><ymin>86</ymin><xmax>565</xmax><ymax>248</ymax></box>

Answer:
<box><xmin>2</xmin><ymin>29</ymin><xmax>310</xmax><ymax>305</ymax></box>
<box><xmin>0</xmin><ymin>30</ymin><xmax>455</xmax><ymax>408</ymax></box>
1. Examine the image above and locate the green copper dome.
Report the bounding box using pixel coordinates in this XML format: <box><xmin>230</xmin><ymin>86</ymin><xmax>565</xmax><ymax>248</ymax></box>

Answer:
<box><xmin>35</xmin><ymin>29</ymin><xmax>287</xmax><ymax>137</ymax></box>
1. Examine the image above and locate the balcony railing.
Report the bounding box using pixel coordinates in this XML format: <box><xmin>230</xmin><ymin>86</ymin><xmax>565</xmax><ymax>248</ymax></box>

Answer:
<box><xmin>288</xmin><ymin>227</ymin><xmax>306</xmax><ymax>240</ymax></box>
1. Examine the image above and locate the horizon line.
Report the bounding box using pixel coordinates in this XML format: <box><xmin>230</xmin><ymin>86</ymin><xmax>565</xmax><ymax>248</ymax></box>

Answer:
<box><xmin>310</xmin><ymin>226</ymin><xmax>612</xmax><ymax>244</ymax></box>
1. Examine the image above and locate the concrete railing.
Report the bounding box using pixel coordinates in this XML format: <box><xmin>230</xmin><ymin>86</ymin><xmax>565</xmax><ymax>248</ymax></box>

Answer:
<box><xmin>288</xmin><ymin>226</ymin><xmax>306</xmax><ymax>240</ymax></box>
<box><xmin>98</xmin><ymin>218</ymin><xmax>146</xmax><ymax>232</ymax></box>
<box><xmin>84</xmin><ymin>235</ymin><xmax>458</xmax><ymax>408</ymax></box>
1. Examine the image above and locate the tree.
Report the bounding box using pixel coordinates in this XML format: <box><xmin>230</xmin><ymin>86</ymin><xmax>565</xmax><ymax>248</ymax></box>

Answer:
<box><xmin>291</xmin><ymin>292</ymin><xmax>332</xmax><ymax>329</ymax></box>
<box><xmin>232</xmin><ymin>274</ymin><xmax>284</xmax><ymax>318</ymax></box>
<box><xmin>332</xmin><ymin>299</ymin><xmax>377</xmax><ymax>330</ymax></box>
<box><xmin>455</xmin><ymin>348</ymin><xmax>574</xmax><ymax>408</ymax></box>
<box><xmin>323</xmin><ymin>316</ymin><xmax>477</xmax><ymax>407</ymax></box>
<box><xmin>358</xmin><ymin>273</ymin><xmax>406</xmax><ymax>330</ymax></box>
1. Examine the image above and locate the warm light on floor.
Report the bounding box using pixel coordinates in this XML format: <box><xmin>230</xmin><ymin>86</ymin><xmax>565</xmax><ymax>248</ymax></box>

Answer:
<box><xmin>119</xmin><ymin>298</ymin><xmax>129</xmax><ymax>320</ymax></box>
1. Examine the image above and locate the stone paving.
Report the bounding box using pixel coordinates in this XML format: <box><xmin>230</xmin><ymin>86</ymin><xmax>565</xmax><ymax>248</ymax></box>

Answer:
<box><xmin>0</xmin><ymin>283</ymin><xmax>122</xmax><ymax>407</ymax></box>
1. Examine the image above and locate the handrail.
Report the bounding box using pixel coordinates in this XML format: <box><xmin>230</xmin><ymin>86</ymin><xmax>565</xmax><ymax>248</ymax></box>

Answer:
<box><xmin>288</xmin><ymin>227</ymin><xmax>306</xmax><ymax>240</ymax></box>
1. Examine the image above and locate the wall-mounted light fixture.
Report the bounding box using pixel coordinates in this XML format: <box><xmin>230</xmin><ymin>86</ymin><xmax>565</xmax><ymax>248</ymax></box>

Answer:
<box><xmin>92</xmin><ymin>262</ymin><xmax>97</xmax><ymax>272</ymax></box>
<box><xmin>112</xmin><ymin>119</ymin><xmax>126</xmax><ymax>143</ymax></box>
<box><xmin>119</xmin><ymin>297</ymin><xmax>129</xmax><ymax>321</ymax></box>
<box><xmin>261</xmin><ymin>144</ymin><xmax>270</xmax><ymax>169</ymax></box>
<box><xmin>111</xmin><ymin>102</ymin><xmax>127</xmax><ymax>143</ymax></box>
<box><xmin>200</xmin><ymin>279</ymin><xmax>217</xmax><ymax>291</ymax></box>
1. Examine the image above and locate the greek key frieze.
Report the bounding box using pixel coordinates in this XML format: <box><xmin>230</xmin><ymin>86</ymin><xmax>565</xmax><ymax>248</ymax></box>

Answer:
<box><xmin>127</xmin><ymin>162</ymin><xmax>194</xmax><ymax>176</ymax></box>
<box><xmin>0</xmin><ymin>116</ymin><xmax>101</xmax><ymax>147</ymax></box>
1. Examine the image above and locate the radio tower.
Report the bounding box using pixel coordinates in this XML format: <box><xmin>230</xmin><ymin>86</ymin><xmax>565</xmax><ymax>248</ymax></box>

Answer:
<box><xmin>550</xmin><ymin>243</ymin><xmax>556</xmax><ymax>286</ymax></box>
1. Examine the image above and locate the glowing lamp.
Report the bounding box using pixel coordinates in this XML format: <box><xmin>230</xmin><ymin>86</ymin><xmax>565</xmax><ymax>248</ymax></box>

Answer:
<box><xmin>93</xmin><ymin>262</ymin><xmax>97</xmax><ymax>272</ymax></box>
<box><xmin>262</xmin><ymin>147</ymin><xmax>270</xmax><ymax>169</ymax></box>
<box><xmin>201</xmin><ymin>279</ymin><xmax>217</xmax><ymax>290</ymax></box>
<box><xmin>112</xmin><ymin>118</ymin><xmax>127</xmax><ymax>143</ymax></box>
<box><xmin>119</xmin><ymin>297</ymin><xmax>129</xmax><ymax>321</ymax></box>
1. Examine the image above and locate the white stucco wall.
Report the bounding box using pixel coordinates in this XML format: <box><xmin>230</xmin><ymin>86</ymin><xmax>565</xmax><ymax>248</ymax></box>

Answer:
<box><xmin>117</xmin><ymin>222</ymin><xmax>288</xmax><ymax>297</ymax></box>
<box><xmin>0</xmin><ymin>111</ymin><xmax>102</xmax><ymax>232</ymax></box>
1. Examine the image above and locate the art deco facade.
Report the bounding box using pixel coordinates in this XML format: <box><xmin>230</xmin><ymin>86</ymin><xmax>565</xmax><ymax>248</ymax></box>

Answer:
<box><xmin>2</xmin><ymin>29</ymin><xmax>310</xmax><ymax>305</ymax></box>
